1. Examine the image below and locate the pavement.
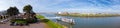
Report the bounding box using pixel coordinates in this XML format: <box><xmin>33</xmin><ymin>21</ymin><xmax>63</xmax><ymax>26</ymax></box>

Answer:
<box><xmin>0</xmin><ymin>22</ymin><xmax>50</xmax><ymax>28</ymax></box>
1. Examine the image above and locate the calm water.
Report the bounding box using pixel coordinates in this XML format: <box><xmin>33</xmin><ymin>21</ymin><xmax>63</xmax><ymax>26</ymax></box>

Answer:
<box><xmin>40</xmin><ymin>13</ymin><xmax>120</xmax><ymax>28</ymax></box>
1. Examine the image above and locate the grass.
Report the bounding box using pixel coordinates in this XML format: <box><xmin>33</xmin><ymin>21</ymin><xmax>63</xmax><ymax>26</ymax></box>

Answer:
<box><xmin>36</xmin><ymin>14</ymin><xmax>45</xmax><ymax>19</ymax></box>
<box><xmin>36</xmin><ymin>14</ymin><xmax>64</xmax><ymax>28</ymax></box>
<box><xmin>11</xmin><ymin>19</ymin><xmax>27</xmax><ymax>24</ymax></box>
<box><xmin>15</xmin><ymin>20</ymin><xmax>27</xmax><ymax>24</ymax></box>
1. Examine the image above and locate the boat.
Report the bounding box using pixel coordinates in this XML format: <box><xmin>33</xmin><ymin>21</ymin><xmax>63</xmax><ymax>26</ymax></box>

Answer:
<box><xmin>56</xmin><ymin>18</ymin><xmax>75</xmax><ymax>24</ymax></box>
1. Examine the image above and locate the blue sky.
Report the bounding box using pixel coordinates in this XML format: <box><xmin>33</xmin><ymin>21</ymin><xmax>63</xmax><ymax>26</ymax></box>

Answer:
<box><xmin>0</xmin><ymin>0</ymin><xmax>120</xmax><ymax>13</ymax></box>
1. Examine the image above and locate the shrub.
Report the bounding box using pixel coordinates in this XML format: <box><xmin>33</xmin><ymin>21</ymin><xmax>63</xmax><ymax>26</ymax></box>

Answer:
<box><xmin>10</xmin><ymin>19</ymin><xmax>28</xmax><ymax>26</ymax></box>
<box><xmin>42</xmin><ymin>19</ymin><xmax>49</xmax><ymax>22</ymax></box>
<box><xmin>25</xmin><ymin>18</ymin><xmax>38</xmax><ymax>23</ymax></box>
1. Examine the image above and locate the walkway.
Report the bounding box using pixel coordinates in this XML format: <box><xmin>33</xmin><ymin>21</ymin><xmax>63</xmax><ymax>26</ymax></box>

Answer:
<box><xmin>0</xmin><ymin>22</ymin><xmax>50</xmax><ymax>28</ymax></box>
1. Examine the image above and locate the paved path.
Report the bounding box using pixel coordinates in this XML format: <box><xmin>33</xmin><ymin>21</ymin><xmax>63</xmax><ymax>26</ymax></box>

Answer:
<box><xmin>0</xmin><ymin>22</ymin><xmax>50</xmax><ymax>28</ymax></box>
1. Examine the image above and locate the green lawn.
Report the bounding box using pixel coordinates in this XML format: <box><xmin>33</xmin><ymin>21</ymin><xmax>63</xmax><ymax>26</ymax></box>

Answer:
<box><xmin>10</xmin><ymin>19</ymin><xmax>28</xmax><ymax>24</ymax></box>
<box><xmin>36</xmin><ymin>14</ymin><xmax>64</xmax><ymax>28</ymax></box>
<box><xmin>15</xmin><ymin>20</ymin><xmax>27</xmax><ymax>24</ymax></box>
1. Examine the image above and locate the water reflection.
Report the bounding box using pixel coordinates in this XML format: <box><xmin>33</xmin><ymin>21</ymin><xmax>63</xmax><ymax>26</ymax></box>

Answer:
<box><xmin>40</xmin><ymin>13</ymin><xmax>120</xmax><ymax>28</ymax></box>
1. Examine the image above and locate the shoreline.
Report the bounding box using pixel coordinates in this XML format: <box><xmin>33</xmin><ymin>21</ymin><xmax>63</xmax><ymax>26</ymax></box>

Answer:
<box><xmin>57</xmin><ymin>12</ymin><xmax>120</xmax><ymax>17</ymax></box>
<box><xmin>36</xmin><ymin>14</ymin><xmax>67</xmax><ymax>28</ymax></box>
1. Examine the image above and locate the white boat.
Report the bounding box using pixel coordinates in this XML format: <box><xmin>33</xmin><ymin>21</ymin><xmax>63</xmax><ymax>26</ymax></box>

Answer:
<box><xmin>57</xmin><ymin>18</ymin><xmax>75</xmax><ymax>24</ymax></box>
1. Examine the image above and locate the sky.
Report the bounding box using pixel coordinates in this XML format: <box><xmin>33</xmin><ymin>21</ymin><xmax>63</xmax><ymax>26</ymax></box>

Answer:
<box><xmin>0</xmin><ymin>0</ymin><xmax>120</xmax><ymax>13</ymax></box>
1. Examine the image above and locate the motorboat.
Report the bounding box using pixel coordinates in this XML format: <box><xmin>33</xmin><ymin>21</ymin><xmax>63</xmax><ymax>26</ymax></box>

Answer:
<box><xmin>56</xmin><ymin>18</ymin><xmax>75</xmax><ymax>24</ymax></box>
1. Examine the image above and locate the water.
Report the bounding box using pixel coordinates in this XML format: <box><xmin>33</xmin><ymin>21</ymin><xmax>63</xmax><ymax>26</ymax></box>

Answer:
<box><xmin>40</xmin><ymin>13</ymin><xmax>120</xmax><ymax>28</ymax></box>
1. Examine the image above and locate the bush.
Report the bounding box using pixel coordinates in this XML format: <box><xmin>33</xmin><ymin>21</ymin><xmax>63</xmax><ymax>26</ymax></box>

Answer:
<box><xmin>10</xmin><ymin>19</ymin><xmax>27</xmax><ymax>22</ymax></box>
<box><xmin>42</xmin><ymin>19</ymin><xmax>49</xmax><ymax>22</ymax></box>
<box><xmin>25</xmin><ymin>18</ymin><xmax>38</xmax><ymax>23</ymax></box>
<box><xmin>10</xmin><ymin>19</ymin><xmax>28</xmax><ymax>26</ymax></box>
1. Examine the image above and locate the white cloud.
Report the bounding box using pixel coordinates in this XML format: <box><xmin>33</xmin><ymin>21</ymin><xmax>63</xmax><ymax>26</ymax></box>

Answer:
<box><xmin>0</xmin><ymin>0</ymin><xmax>11</xmax><ymax>11</ymax></box>
<box><xmin>0</xmin><ymin>0</ymin><xmax>120</xmax><ymax>13</ymax></box>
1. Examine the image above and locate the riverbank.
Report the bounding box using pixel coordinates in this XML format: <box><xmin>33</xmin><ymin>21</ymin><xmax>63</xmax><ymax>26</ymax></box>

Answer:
<box><xmin>57</xmin><ymin>13</ymin><xmax>120</xmax><ymax>17</ymax></box>
<box><xmin>37</xmin><ymin>13</ymin><xmax>120</xmax><ymax>28</ymax></box>
<box><xmin>36</xmin><ymin>14</ymin><xmax>66</xmax><ymax>28</ymax></box>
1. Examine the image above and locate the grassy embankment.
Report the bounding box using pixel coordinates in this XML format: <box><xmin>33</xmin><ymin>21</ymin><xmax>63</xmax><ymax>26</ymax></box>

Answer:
<box><xmin>58</xmin><ymin>13</ymin><xmax>120</xmax><ymax>17</ymax></box>
<box><xmin>36</xmin><ymin>14</ymin><xmax>64</xmax><ymax>28</ymax></box>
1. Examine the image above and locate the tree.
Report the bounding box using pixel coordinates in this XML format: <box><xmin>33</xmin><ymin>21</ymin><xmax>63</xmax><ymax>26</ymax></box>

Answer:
<box><xmin>23</xmin><ymin>5</ymin><xmax>37</xmax><ymax>23</ymax></box>
<box><xmin>23</xmin><ymin>5</ymin><xmax>36</xmax><ymax>18</ymax></box>
<box><xmin>6</xmin><ymin>7</ymin><xmax>20</xmax><ymax>16</ymax></box>
<box><xmin>23</xmin><ymin>5</ymin><xmax>33</xmax><ymax>13</ymax></box>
